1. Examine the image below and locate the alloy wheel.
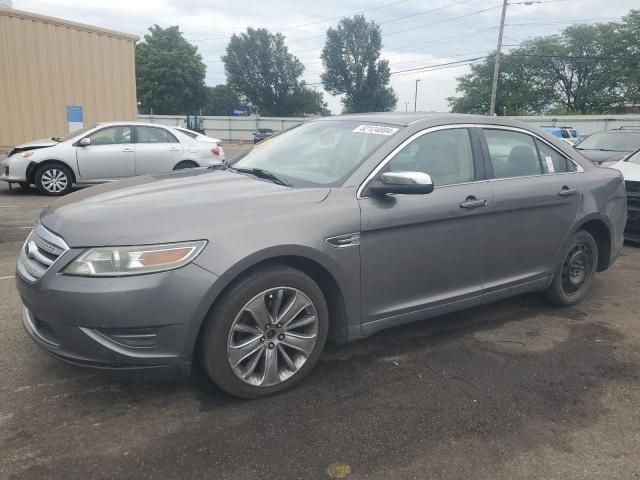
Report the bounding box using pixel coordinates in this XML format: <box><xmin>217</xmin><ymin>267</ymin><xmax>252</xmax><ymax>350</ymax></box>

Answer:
<box><xmin>227</xmin><ymin>287</ymin><xmax>319</xmax><ymax>387</ymax></box>
<box><xmin>40</xmin><ymin>168</ymin><xmax>68</xmax><ymax>193</ymax></box>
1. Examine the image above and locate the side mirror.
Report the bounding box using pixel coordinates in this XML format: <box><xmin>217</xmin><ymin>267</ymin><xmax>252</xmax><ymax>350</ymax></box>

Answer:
<box><xmin>369</xmin><ymin>171</ymin><xmax>434</xmax><ymax>196</ymax></box>
<box><xmin>79</xmin><ymin>137</ymin><xmax>91</xmax><ymax>147</ymax></box>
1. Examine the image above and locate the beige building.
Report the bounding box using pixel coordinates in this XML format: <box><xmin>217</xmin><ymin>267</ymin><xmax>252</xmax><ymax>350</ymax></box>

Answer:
<box><xmin>0</xmin><ymin>7</ymin><xmax>138</xmax><ymax>148</ymax></box>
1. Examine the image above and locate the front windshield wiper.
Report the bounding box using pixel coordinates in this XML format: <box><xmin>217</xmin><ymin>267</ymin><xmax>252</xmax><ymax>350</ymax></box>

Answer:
<box><xmin>227</xmin><ymin>166</ymin><xmax>291</xmax><ymax>187</ymax></box>
<box><xmin>51</xmin><ymin>137</ymin><xmax>62</xmax><ymax>142</ymax></box>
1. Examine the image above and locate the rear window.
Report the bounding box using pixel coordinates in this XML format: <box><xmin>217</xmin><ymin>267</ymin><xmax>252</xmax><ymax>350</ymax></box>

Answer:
<box><xmin>576</xmin><ymin>131</ymin><xmax>640</xmax><ymax>152</ymax></box>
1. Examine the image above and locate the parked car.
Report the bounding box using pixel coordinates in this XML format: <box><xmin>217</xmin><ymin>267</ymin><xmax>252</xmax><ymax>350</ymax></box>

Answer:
<box><xmin>609</xmin><ymin>148</ymin><xmax>640</xmax><ymax>242</ymax></box>
<box><xmin>574</xmin><ymin>127</ymin><xmax>640</xmax><ymax>165</ymax></box>
<box><xmin>16</xmin><ymin>113</ymin><xmax>626</xmax><ymax>398</ymax></box>
<box><xmin>540</xmin><ymin>126</ymin><xmax>580</xmax><ymax>145</ymax></box>
<box><xmin>0</xmin><ymin>122</ymin><xmax>225</xmax><ymax>195</ymax></box>
<box><xmin>253</xmin><ymin>128</ymin><xmax>275</xmax><ymax>144</ymax></box>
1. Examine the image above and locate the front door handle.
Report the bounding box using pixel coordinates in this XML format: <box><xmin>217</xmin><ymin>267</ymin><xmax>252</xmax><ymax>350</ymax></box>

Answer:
<box><xmin>558</xmin><ymin>186</ymin><xmax>577</xmax><ymax>197</ymax></box>
<box><xmin>460</xmin><ymin>196</ymin><xmax>488</xmax><ymax>209</ymax></box>
<box><xmin>122</xmin><ymin>147</ymin><xmax>134</xmax><ymax>152</ymax></box>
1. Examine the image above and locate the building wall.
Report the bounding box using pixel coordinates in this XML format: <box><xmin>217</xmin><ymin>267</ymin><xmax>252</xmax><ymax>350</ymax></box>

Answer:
<box><xmin>0</xmin><ymin>9</ymin><xmax>138</xmax><ymax>148</ymax></box>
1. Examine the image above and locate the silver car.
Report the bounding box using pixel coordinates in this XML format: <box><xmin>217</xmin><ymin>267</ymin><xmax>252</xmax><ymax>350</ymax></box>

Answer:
<box><xmin>16</xmin><ymin>113</ymin><xmax>626</xmax><ymax>398</ymax></box>
<box><xmin>0</xmin><ymin>122</ymin><xmax>225</xmax><ymax>195</ymax></box>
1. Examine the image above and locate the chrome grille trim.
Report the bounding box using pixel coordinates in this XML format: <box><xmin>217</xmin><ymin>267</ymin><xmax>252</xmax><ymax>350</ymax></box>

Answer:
<box><xmin>17</xmin><ymin>224</ymin><xmax>69</xmax><ymax>282</ymax></box>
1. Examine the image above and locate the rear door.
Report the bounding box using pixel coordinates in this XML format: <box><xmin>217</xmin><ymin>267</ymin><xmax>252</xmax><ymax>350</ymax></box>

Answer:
<box><xmin>134</xmin><ymin>126</ymin><xmax>184</xmax><ymax>174</ymax></box>
<box><xmin>76</xmin><ymin>126</ymin><xmax>135</xmax><ymax>180</ymax></box>
<box><xmin>480</xmin><ymin>127</ymin><xmax>581</xmax><ymax>294</ymax></box>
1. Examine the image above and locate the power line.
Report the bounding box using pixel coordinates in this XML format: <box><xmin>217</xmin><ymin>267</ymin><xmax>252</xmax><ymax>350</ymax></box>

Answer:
<box><xmin>188</xmin><ymin>0</ymin><xmax>416</xmax><ymax>42</ymax></box>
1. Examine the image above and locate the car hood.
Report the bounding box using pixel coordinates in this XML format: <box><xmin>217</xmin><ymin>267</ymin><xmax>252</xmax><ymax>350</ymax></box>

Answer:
<box><xmin>609</xmin><ymin>160</ymin><xmax>640</xmax><ymax>182</ymax></box>
<box><xmin>8</xmin><ymin>138</ymin><xmax>59</xmax><ymax>156</ymax></box>
<box><xmin>40</xmin><ymin>168</ymin><xmax>330</xmax><ymax>247</ymax></box>
<box><xmin>575</xmin><ymin>149</ymin><xmax>628</xmax><ymax>165</ymax></box>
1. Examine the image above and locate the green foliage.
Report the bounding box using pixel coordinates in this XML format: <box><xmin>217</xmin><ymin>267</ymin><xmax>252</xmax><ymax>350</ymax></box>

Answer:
<box><xmin>321</xmin><ymin>15</ymin><xmax>397</xmax><ymax>113</ymax></box>
<box><xmin>202</xmin><ymin>85</ymin><xmax>239</xmax><ymax>116</ymax></box>
<box><xmin>449</xmin><ymin>11</ymin><xmax>640</xmax><ymax>114</ymax></box>
<box><xmin>222</xmin><ymin>28</ymin><xmax>325</xmax><ymax>116</ymax></box>
<box><xmin>136</xmin><ymin>25</ymin><xmax>207</xmax><ymax>115</ymax></box>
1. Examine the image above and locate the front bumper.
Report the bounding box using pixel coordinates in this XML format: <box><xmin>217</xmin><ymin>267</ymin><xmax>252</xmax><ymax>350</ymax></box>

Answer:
<box><xmin>0</xmin><ymin>155</ymin><xmax>28</xmax><ymax>183</ymax></box>
<box><xmin>16</xmin><ymin>261</ymin><xmax>220</xmax><ymax>379</ymax></box>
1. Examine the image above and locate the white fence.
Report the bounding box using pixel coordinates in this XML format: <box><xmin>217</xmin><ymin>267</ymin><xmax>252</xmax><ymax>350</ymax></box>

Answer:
<box><xmin>138</xmin><ymin>114</ymin><xmax>309</xmax><ymax>142</ymax></box>
<box><xmin>138</xmin><ymin>114</ymin><xmax>640</xmax><ymax>141</ymax></box>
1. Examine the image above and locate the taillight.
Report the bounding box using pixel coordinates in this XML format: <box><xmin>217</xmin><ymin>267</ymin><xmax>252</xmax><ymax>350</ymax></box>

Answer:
<box><xmin>211</xmin><ymin>147</ymin><xmax>220</xmax><ymax>156</ymax></box>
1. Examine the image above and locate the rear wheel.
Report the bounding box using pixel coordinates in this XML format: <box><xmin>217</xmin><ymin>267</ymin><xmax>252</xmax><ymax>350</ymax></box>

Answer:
<box><xmin>200</xmin><ymin>265</ymin><xmax>329</xmax><ymax>399</ymax></box>
<box><xmin>545</xmin><ymin>230</ymin><xmax>598</xmax><ymax>306</ymax></box>
<box><xmin>35</xmin><ymin>164</ymin><xmax>73</xmax><ymax>196</ymax></box>
<box><xmin>173</xmin><ymin>160</ymin><xmax>199</xmax><ymax>170</ymax></box>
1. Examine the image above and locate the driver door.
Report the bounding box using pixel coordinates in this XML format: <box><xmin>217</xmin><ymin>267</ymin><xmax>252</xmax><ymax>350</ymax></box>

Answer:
<box><xmin>358</xmin><ymin>127</ymin><xmax>493</xmax><ymax>334</ymax></box>
<box><xmin>76</xmin><ymin>126</ymin><xmax>135</xmax><ymax>180</ymax></box>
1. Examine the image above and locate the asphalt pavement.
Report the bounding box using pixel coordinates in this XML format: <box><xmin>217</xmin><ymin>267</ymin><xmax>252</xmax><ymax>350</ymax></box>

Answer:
<box><xmin>1</xmin><ymin>171</ymin><xmax>639</xmax><ymax>479</ymax></box>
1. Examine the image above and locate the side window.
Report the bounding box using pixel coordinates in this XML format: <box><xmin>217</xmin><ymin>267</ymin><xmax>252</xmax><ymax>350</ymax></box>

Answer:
<box><xmin>535</xmin><ymin>139</ymin><xmax>576</xmax><ymax>173</ymax></box>
<box><xmin>484</xmin><ymin>129</ymin><xmax>542</xmax><ymax>179</ymax></box>
<box><xmin>387</xmin><ymin>128</ymin><xmax>475</xmax><ymax>187</ymax></box>
<box><xmin>137</xmin><ymin>126</ymin><xmax>179</xmax><ymax>144</ymax></box>
<box><xmin>88</xmin><ymin>126</ymin><xmax>132</xmax><ymax>146</ymax></box>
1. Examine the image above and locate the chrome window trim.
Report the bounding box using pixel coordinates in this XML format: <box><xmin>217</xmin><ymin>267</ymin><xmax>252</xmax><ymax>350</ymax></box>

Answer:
<box><xmin>357</xmin><ymin>123</ymin><xmax>584</xmax><ymax>199</ymax></box>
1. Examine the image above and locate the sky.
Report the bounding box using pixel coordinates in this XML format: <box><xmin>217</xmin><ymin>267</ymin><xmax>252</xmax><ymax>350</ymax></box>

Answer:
<box><xmin>15</xmin><ymin>0</ymin><xmax>638</xmax><ymax>114</ymax></box>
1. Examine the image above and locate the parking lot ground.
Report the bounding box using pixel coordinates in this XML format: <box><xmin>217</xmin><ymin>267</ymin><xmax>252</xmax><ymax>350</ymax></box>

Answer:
<box><xmin>1</xmin><ymin>180</ymin><xmax>640</xmax><ymax>480</ymax></box>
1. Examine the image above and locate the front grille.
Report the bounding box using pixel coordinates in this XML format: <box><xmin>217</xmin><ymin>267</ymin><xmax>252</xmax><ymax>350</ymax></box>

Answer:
<box><xmin>626</xmin><ymin>181</ymin><xmax>640</xmax><ymax>195</ymax></box>
<box><xmin>17</xmin><ymin>224</ymin><xmax>69</xmax><ymax>282</ymax></box>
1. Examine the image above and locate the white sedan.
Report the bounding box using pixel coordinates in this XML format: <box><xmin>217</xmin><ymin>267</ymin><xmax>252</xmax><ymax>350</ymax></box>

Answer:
<box><xmin>0</xmin><ymin>122</ymin><xmax>225</xmax><ymax>195</ymax></box>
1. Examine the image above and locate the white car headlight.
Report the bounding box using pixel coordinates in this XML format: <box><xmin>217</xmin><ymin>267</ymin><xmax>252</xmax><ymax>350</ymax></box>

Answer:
<box><xmin>63</xmin><ymin>241</ymin><xmax>207</xmax><ymax>277</ymax></box>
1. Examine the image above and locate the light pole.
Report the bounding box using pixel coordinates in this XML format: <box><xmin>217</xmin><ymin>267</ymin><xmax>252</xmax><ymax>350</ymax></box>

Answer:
<box><xmin>414</xmin><ymin>79</ymin><xmax>421</xmax><ymax>112</ymax></box>
<box><xmin>405</xmin><ymin>102</ymin><xmax>409</xmax><ymax>112</ymax></box>
<box><xmin>490</xmin><ymin>0</ymin><xmax>508</xmax><ymax>116</ymax></box>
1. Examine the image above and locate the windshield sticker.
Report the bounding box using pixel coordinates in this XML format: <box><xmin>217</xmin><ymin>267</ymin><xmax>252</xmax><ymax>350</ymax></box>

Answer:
<box><xmin>353</xmin><ymin>125</ymin><xmax>399</xmax><ymax>136</ymax></box>
<box><xmin>545</xmin><ymin>155</ymin><xmax>555</xmax><ymax>173</ymax></box>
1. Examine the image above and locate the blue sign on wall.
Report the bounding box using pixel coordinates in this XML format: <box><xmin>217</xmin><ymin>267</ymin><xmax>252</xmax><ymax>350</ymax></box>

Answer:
<box><xmin>66</xmin><ymin>105</ymin><xmax>84</xmax><ymax>133</ymax></box>
<box><xmin>227</xmin><ymin>104</ymin><xmax>250</xmax><ymax>116</ymax></box>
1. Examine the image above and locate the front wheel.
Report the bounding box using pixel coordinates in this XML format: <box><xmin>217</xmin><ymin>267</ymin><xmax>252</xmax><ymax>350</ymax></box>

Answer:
<box><xmin>35</xmin><ymin>164</ymin><xmax>73</xmax><ymax>196</ymax></box>
<box><xmin>200</xmin><ymin>265</ymin><xmax>329</xmax><ymax>399</ymax></box>
<box><xmin>545</xmin><ymin>230</ymin><xmax>598</xmax><ymax>306</ymax></box>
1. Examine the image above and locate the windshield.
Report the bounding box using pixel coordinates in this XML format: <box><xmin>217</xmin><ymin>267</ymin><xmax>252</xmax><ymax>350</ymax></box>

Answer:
<box><xmin>57</xmin><ymin>124</ymin><xmax>98</xmax><ymax>142</ymax></box>
<box><xmin>627</xmin><ymin>150</ymin><xmax>640</xmax><ymax>164</ymax></box>
<box><xmin>576</xmin><ymin>131</ymin><xmax>640</xmax><ymax>152</ymax></box>
<box><xmin>230</xmin><ymin>121</ymin><xmax>400</xmax><ymax>187</ymax></box>
<box><xmin>176</xmin><ymin>128</ymin><xmax>199</xmax><ymax>139</ymax></box>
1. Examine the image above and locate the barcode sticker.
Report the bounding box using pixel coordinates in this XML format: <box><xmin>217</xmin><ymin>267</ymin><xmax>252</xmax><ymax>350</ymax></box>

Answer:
<box><xmin>545</xmin><ymin>156</ymin><xmax>555</xmax><ymax>173</ymax></box>
<box><xmin>353</xmin><ymin>125</ymin><xmax>399</xmax><ymax>136</ymax></box>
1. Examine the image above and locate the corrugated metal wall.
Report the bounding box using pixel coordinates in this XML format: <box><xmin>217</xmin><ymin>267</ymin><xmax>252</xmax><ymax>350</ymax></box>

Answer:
<box><xmin>0</xmin><ymin>9</ymin><xmax>138</xmax><ymax>148</ymax></box>
<box><xmin>506</xmin><ymin>115</ymin><xmax>640</xmax><ymax>135</ymax></box>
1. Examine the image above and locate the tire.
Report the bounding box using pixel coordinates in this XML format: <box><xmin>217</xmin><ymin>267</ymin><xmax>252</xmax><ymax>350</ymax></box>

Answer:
<box><xmin>35</xmin><ymin>164</ymin><xmax>73</xmax><ymax>196</ymax></box>
<box><xmin>200</xmin><ymin>264</ymin><xmax>329</xmax><ymax>399</ymax></box>
<box><xmin>545</xmin><ymin>230</ymin><xmax>598</xmax><ymax>306</ymax></box>
<box><xmin>173</xmin><ymin>161</ymin><xmax>199</xmax><ymax>170</ymax></box>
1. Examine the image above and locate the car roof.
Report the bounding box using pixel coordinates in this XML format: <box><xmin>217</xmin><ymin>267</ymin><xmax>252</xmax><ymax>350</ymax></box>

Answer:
<box><xmin>315</xmin><ymin>112</ymin><xmax>551</xmax><ymax>130</ymax></box>
<box><xmin>96</xmin><ymin>121</ymin><xmax>176</xmax><ymax>128</ymax></box>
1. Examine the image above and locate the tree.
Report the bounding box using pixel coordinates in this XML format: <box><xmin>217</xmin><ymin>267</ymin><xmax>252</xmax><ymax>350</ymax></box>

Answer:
<box><xmin>136</xmin><ymin>25</ymin><xmax>207</xmax><ymax>115</ymax></box>
<box><xmin>202</xmin><ymin>85</ymin><xmax>239</xmax><ymax>116</ymax></box>
<box><xmin>222</xmin><ymin>28</ymin><xmax>325</xmax><ymax>116</ymax></box>
<box><xmin>321</xmin><ymin>15</ymin><xmax>397</xmax><ymax>113</ymax></box>
<box><xmin>448</xmin><ymin>13</ymin><xmax>640</xmax><ymax>114</ymax></box>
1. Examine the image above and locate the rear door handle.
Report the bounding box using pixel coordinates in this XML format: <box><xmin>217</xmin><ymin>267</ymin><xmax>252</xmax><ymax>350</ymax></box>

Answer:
<box><xmin>460</xmin><ymin>196</ymin><xmax>488</xmax><ymax>209</ymax></box>
<box><xmin>558</xmin><ymin>187</ymin><xmax>577</xmax><ymax>197</ymax></box>
<box><xmin>122</xmin><ymin>147</ymin><xmax>134</xmax><ymax>152</ymax></box>
<box><xmin>169</xmin><ymin>146</ymin><xmax>181</xmax><ymax>151</ymax></box>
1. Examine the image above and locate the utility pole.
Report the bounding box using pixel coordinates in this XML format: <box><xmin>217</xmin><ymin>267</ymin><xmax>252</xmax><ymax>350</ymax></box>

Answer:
<box><xmin>405</xmin><ymin>102</ymin><xmax>409</xmax><ymax>112</ymax></box>
<box><xmin>489</xmin><ymin>0</ymin><xmax>508</xmax><ymax>116</ymax></box>
<box><xmin>414</xmin><ymin>79</ymin><xmax>421</xmax><ymax>112</ymax></box>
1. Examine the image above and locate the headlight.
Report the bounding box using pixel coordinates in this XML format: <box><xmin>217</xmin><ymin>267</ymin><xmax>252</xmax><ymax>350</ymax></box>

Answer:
<box><xmin>21</xmin><ymin>151</ymin><xmax>34</xmax><ymax>157</ymax></box>
<box><xmin>63</xmin><ymin>241</ymin><xmax>207</xmax><ymax>277</ymax></box>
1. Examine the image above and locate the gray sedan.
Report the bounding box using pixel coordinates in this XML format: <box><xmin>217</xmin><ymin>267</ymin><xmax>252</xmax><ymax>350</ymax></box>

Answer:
<box><xmin>16</xmin><ymin>113</ymin><xmax>626</xmax><ymax>398</ymax></box>
<box><xmin>0</xmin><ymin>122</ymin><xmax>225</xmax><ymax>195</ymax></box>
